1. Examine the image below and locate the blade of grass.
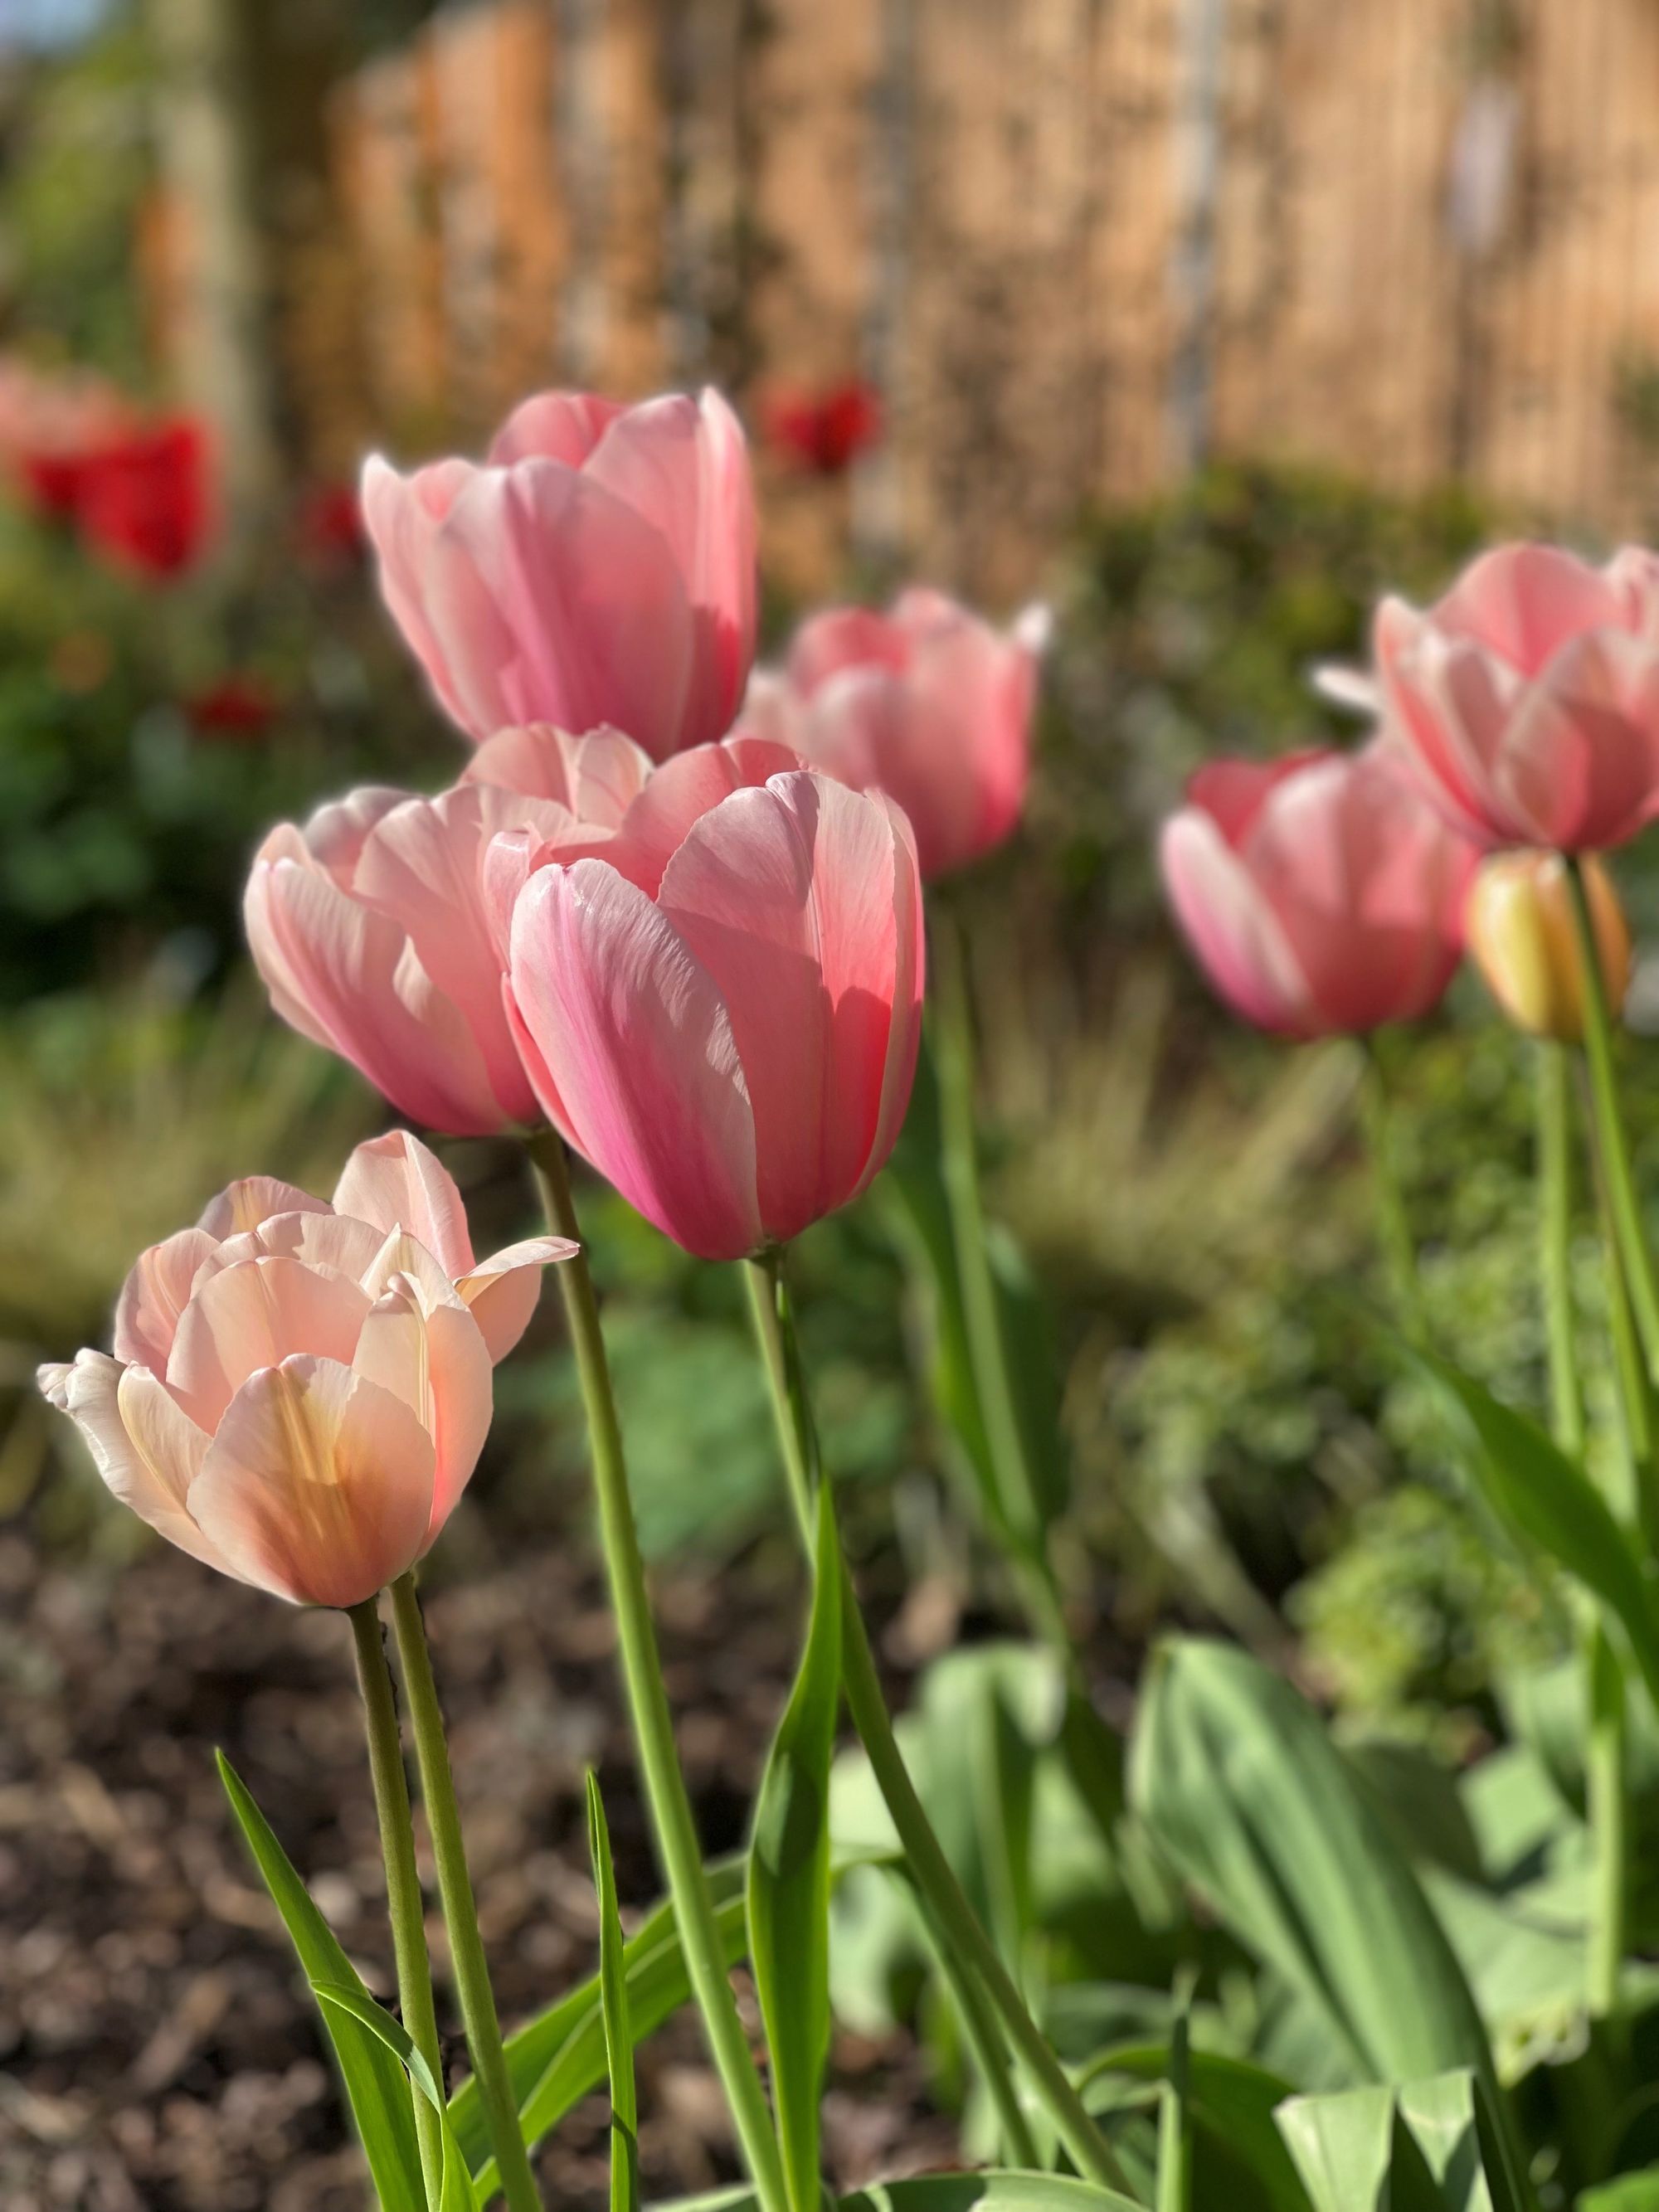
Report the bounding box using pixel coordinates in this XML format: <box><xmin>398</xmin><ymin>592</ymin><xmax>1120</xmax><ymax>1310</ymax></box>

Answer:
<box><xmin>587</xmin><ymin>1774</ymin><xmax>640</xmax><ymax>2212</ymax></box>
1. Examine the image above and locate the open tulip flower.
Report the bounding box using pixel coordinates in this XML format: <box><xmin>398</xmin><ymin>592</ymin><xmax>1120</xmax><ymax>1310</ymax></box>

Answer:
<box><xmin>1374</xmin><ymin>542</ymin><xmax>1659</xmax><ymax>852</ymax></box>
<box><xmin>361</xmin><ymin>387</ymin><xmax>757</xmax><ymax>761</ymax></box>
<box><xmin>1161</xmin><ymin>741</ymin><xmax>1479</xmax><ymax>1038</ymax></box>
<box><xmin>505</xmin><ymin>757</ymin><xmax>924</xmax><ymax>1261</ymax></box>
<box><xmin>740</xmin><ymin>588</ymin><xmax>1048</xmax><ymax>880</ymax></box>
<box><xmin>36</xmin><ymin>1132</ymin><xmax>572</xmax><ymax>1609</ymax></box>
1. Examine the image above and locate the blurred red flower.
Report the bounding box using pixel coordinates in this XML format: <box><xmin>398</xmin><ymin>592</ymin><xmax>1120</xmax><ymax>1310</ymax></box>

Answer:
<box><xmin>296</xmin><ymin>479</ymin><xmax>366</xmax><ymax>570</ymax></box>
<box><xmin>762</xmin><ymin>381</ymin><xmax>883</xmax><ymax>477</ymax></box>
<box><xmin>75</xmin><ymin>416</ymin><xmax>212</xmax><ymax>582</ymax></box>
<box><xmin>185</xmin><ymin>673</ymin><xmax>278</xmax><ymax>740</ymax></box>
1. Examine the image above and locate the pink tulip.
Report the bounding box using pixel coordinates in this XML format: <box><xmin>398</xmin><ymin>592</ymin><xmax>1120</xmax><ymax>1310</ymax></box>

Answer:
<box><xmin>245</xmin><ymin>729</ymin><xmax>651</xmax><ymax>1135</ymax></box>
<box><xmin>506</xmin><ymin>766</ymin><xmax>924</xmax><ymax>1260</ymax></box>
<box><xmin>1375</xmin><ymin>542</ymin><xmax>1659</xmax><ymax>851</ymax></box>
<box><xmin>741</xmin><ymin>589</ymin><xmax>1048</xmax><ymax>880</ymax></box>
<box><xmin>361</xmin><ymin>389</ymin><xmax>757</xmax><ymax>761</ymax></box>
<box><xmin>36</xmin><ymin>1132</ymin><xmax>573</xmax><ymax>1607</ymax></box>
<box><xmin>1160</xmin><ymin>743</ymin><xmax>1479</xmax><ymax>1038</ymax></box>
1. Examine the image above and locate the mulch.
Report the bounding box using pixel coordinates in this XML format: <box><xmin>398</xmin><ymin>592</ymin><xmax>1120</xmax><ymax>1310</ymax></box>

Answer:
<box><xmin>0</xmin><ymin>1508</ymin><xmax>953</xmax><ymax>2211</ymax></box>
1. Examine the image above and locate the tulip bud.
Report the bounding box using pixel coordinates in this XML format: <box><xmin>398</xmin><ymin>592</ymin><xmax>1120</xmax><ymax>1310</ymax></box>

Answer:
<box><xmin>1465</xmin><ymin>852</ymin><xmax>1630</xmax><ymax>1043</ymax></box>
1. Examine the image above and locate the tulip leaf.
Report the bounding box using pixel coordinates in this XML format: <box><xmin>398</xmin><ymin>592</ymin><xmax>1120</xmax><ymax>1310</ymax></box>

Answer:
<box><xmin>1155</xmin><ymin>1982</ymin><xmax>1193</xmax><ymax>2212</ymax></box>
<box><xmin>661</xmin><ymin>2172</ymin><xmax>1146</xmax><ymax>2212</ymax></box>
<box><xmin>453</xmin><ymin>1866</ymin><xmax>749</xmax><ymax>2195</ymax></box>
<box><xmin>1276</xmin><ymin>2069</ymin><xmax>1524</xmax><ymax>2212</ymax></box>
<box><xmin>1079</xmin><ymin>2044</ymin><xmax>1307</xmax><ymax>2212</ymax></box>
<box><xmin>1128</xmin><ymin>1639</ymin><xmax>1496</xmax><ymax>2091</ymax></box>
<box><xmin>216</xmin><ymin>1751</ymin><xmax>426</xmax><ymax>2212</ymax></box>
<box><xmin>1411</xmin><ymin>1345</ymin><xmax>1659</xmax><ymax>1713</ymax></box>
<box><xmin>748</xmin><ymin>1476</ymin><xmax>843</xmax><ymax>2212</ymax></box>
<box><xmin>314</xmin><ymin>1981</ymin><xmax>479</xmax><ymax>2212</ymax></box>
<box><xmin>586</xmin><ymin>1773</ymin><xmax>640</xmax><ymax>2212</ymax></box>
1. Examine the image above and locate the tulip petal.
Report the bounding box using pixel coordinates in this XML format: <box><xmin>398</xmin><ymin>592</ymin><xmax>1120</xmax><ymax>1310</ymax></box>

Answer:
<box><xmin>1433</xmin><ymin>542</ymin><xmax>1623</xmax><ymax>673</ymax></box>
<box><xmin>455</xmin><ymin>1235</ymin><xmax>577</xmax><ymax>1363</ymax></box>
<box><xmin>198</xmin><ymin>1176</ymin><xmax>329</xmax><ymax>1241</ymax></box>
<box><xmin>425</xmin><ymin>461</ymin><xmax>696</xmax><ymax>755</ymax></box>
<box><xmin>615</xmin><ymin>734</ymin><xmax>805</xmax><ymax>894</ymax></box>
<box><xmin>352</xmin><ymin>1280</ymin><xmax>492</xmax><ymax>1538</ymax></box>
<box><xmin>361</xmin><ymin>455</ymin><xmax>480</xmax><ymax>731</ymax></box>
<box><xmin>166</xmin><ymin>1254</ymin><xmax>372</xmax><ymax>1432</ymax></box>
<box><xmin>509</xmin><ymin>860</ymin><xmax>762</xmax><ymax>1260</ymax></box>
<box><xmin>114</xmin><ymin>1228</ymin><xmax>218</xmax><ymax>1369</ymax></box>
<box><xmin>38</xmin><ymin>1350</ymin><xmax>225</xmax><ymax>1572</ymax></box>
<box><xmin>332</xmin><ymin>1130</ymin><xmax>476</xmax><ymax>1278</ymax></box>
<box><xmin>1160</xmin><ymin>809</ymin><xmax>1312</xmax><ymax>1036</ymax></box>
<box><xmin>463</xmin><ymin>722</ymin><xmax>653</xmax><ymax>827</ymax></box>
<box><xmin>584</xmin><ymin>390</ymin><xmax>757</xmax><ymax>748</ymax></box>
<box><xmin>188</xmin><ymin>1357</ymin><xmax>435</xmax><ymax>1608</ymax></box>
<box><xmin>488</xmin><ymin>390</ymin><xmax>627</xmax><ymax>469</ymax></box>
<box><xmin>246</xmin><ymin>853</ymin><xmax>507</xmax><ymax>1134</ymax></box>
<box><xmin>658</xmin><ymin>771</ymin><xmax>907</xmax><ymax>1240</ymax></box>
<box><xmin>1501</xmin><ymin>630</ymin><xmax>1659</xmax><ymax>850</ymax></box>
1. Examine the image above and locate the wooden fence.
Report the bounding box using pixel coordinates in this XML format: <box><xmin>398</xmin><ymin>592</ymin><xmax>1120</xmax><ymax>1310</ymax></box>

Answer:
<box><xmin>303</xmin><ymin>0</ymin><xmax>1659</xmax><ymax>603</ymax></box>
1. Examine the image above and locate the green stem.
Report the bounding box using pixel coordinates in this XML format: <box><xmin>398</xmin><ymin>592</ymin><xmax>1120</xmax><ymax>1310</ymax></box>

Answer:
<box><xmin>348</xmin><ymin>1598</ymin><xmax>446</xmax><ymax>2205</ymax></box>
<box><xmin>1536</xmin><ymin>1047</ymin><xmax>1627</xmax><ymax>2025</ymax></box>
<box><xmin>1587</xmin><ymin>1624</ymin><xmax>1627</xmax><ymax>2028</ymax></box>
<box><xmin>388</xmin><ymin>1574</ymin><xmax>543</xmax><ymax>2212</ymax></box>
<box><xmin>526</xmin><ymin>1133</ymin><xmax>789</xmax><ymax>2212</ymax></box>
<box><xmin>747</xmin><ymin>1251</ymin><xmax>1132</xmax><ymax>2195</ymax></box>
<box><xmin>931</xmin><ymin>912</ymin><xmax>1068</xmax><ymax>1650</ymax></box>
<box><xmin>914</xmin><ymin>1879</ymin><xmax>1043</xmax><ymax>2167</ymax></box>
<box><xmin>1537</xmin><ymin>1043</ymin><xmax>1584</xmax><ymax>1461</ymax></box>
<box><xmin>1359</xmin><ymin>1039</ymin><xmax>1423</xmax><ymax>1340</ymax></box>
<box><xmin>1565</xmin><ymin>856</ymin><xmax>1659</xmax><ymax>1383</ymax></box>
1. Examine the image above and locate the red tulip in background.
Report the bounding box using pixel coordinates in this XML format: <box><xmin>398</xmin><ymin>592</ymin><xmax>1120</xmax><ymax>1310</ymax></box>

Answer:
<box><xmin>296</xmin><ymin>479</ymin><xmax>366</xmax><ymax>571</ymax></box>
<box><xmin>1375</xmin><ymin>542</ymin><xmax>1659</xmax><ymax>853</ymax></box>
<box><xmin>762</xmin><ymin>381</ymin><xmax>883</xmax><ymax>477</ymax></box>
<box><xmin>740</xmin><ymin>588</ymin><xmax>1048</xmax><ymax>880</ymax></box>
<box><xmin>0</xmin><ymin>358</ymin><xmax>135</xmax><ymax>520</ymax></box>
<box><xmin>75</xmin><ymin>416</ymin><xmax>212</xmax><ymax>581</ymax></box>
<box><xmin>360</xmin><ymin>388</ymin><xmax>757</xmax><ymax>759</ymax></box>
<box><xmin>1160</xmin><ymin>741</ymin><xmax>1480</xmax><ymax>1038</ymax></box>
<box><xmin>186</xmin><ymin>674</ymin><xmax>278</xmax><ymax>741</ymax></box>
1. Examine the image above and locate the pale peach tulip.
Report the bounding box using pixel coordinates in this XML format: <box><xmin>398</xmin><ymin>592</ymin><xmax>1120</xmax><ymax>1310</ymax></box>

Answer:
<box><xmin>742</xmin><ymin>590</ymin><xmax>1048</xmax><ymax>880</ymax></box>
<box><xmin>36</xmin><ymin>1133</ymin><xmax>573</xmax><ymax>1608</ymax></box>
<box><xmin>1161</xmin><ymin>743</ymin><xmax>1480</xmax><ymax>1038</ymax></box>
<box><xmin>506</xmin><ymin>766</ymin><xmax>923</xmax><ymax>1260</ymax></box>
<box><xmin>1465</xmin><ymin>851</ymin><xmax>1631</xmax><ymax>1044</ymax></box>
<box><xmin>361</xmin><ymin>389</ymin><xmax>757</xmax><ymax>760</ymax></box>
<box><xmin>1375</xmin><ymin>542</ymin><xmax>1659</xmax><ymax>852</ymax></box>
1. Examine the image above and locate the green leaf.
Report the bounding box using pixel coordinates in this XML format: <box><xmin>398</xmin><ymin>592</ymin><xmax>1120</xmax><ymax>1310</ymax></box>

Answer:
<box><xmin>216</xmin><ymin>1751</ymin><xmax>426</xmax><ymax>2212</ymax></box>
<box><xmin>453</xmin><ymin>1866</ymin><xmax>749</xmax><ymax>2197</ymax></box>
<box><xmin>314</xmin><ymin>1982</ymin><xmax>479</xmax><ymax>2212</ymax></box>
<box><xmin>748</xmin><ymin>1477</ymin><xmax>843</xmax><ymax>2212</ymax></box>
<box><xmin>587</xmin><ymin>1774</ymin><xmax>640</xmax><ymax>2212</ymax></box>
<box><xmin>1276</xmin><ymin>2070</ymin><xmax>1523</xmax><ymax>2212</ymax></box>
<box><xmin>1155</xmin><ymin>1979</ymin><xmax>1193</xmax><ymax>2212</ymax></box>
<box><xmin>1579</xmin><ymin>2178</ymin><xmax>1659</xmax><ymax>2209</ymax></box>
<box><xmin>1412</xmin><ymin>1347</ymin><xmax>1659</xmax><ymax>1712</ymax></box>
<box><xmin>661</xmin><ymin>2171</ymin><xmax>1146</xmax><ymax>2212</ymax></box>
<box><xmin>1128</xmin><ymin>1640</ymin><xmax>1496</xmax><ymax>2091</ymax></box>
<box><xmin>1082</xmin><ymin>2042</ymin><xmax>1306</xmax><ymax>2211</ymax></box>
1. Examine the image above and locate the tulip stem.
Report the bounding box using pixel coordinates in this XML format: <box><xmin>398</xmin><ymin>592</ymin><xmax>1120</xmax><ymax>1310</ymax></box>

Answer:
<box><xmin>930</xmin><ymin>911</ymin><xmax>1069</xmax><ymax>1651</ymax></box>
<box><xmin>526</xmin><ymin>1131</ymin><xmax>790</xmax><ymax>2212</ymax></box>
<box><xmin>1565</xmin><ymin>856</ymin><xmax>1659</xmax><ymax>1388</ymax></box>
<box><xmin>1358</xmin><ymin>1040</ymin><xmax>1423</xmax><ymax>1341</ymax></box>
<box><xmin>388</xmin><ymin>1573</ymin><xmax>543</xmax><ymax>2212</ymax></box>
<box><xmin>1537</xmin><ymin>1043</ymin><xmax>1584</xmax><ymax>1461</ymax></box>
<box><xmin>747</xmin><ymin>1247</ymin><xmax>1133</xmax><ymax>2196</ymax></box>
<box><xmin>348</xmin><ymin>1598</ymin><xmax>446</xmax><ymax>2205</ymax></box>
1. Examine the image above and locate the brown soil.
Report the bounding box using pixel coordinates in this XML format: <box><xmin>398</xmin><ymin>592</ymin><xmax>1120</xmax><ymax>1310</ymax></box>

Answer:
<box><xmin>0</xmin><ymin>1517</ymin><xmax>951</xmax><ymax>2210</ymax></box>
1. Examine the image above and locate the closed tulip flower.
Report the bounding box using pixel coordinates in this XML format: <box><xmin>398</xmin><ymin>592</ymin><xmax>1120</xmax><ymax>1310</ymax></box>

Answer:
<box><xmin>361</xmin><ymin>388</ymin><xmax>757</xmax><ymax>761</ymax></box>
<box><xmin>36</xmin><ymin>1132</ymin><xmax>573</xmax><ymax>1608</ymax></box>
<box><xmin>1160</xmin><ymin>743</ymin><xmax>1479</xmax><ymax>1038</ymax></box>
<box><xmin>244</xmin><ymin>729</ymin><xmax>651</xmax><ymax>1135</ymax></box>
<box><xmin>1465</xmin><ymin>851</ymin><xmax>1630</xmax><ymax>1043</ymax></box>
<box><xmin>506</xmin><ymin>764</ymin><xmax>923</xmax><ymax>1261</ymax></box>
<box><xmin>1375</xmin><ymin>542</ymin><xmax>1659</xmax><ymax>852</ymax></box>
<box><xmin>741</xmin><ymin>589</ymin><xmax>1048</xmax><ymax>880</ymax></box>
